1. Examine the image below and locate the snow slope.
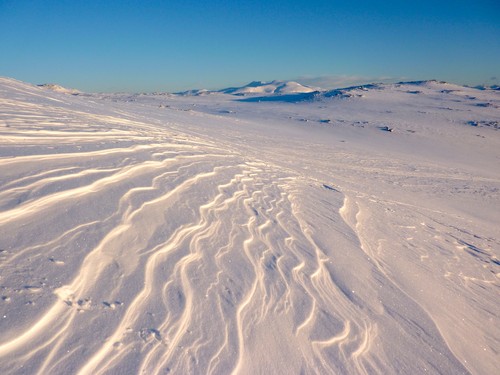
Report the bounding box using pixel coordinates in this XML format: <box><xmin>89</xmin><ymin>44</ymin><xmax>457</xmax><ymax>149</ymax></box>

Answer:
<box><xmin>0</xmin><ymin>77</ymin><xmax>499</xmax><ymax>375</ymax></box>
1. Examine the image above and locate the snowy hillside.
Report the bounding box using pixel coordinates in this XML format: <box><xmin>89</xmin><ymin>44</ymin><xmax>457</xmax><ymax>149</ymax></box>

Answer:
<box><xmin>0</xmin><ymin>77</ymin><xmax>499</xmax><ymax>375</ymax></box>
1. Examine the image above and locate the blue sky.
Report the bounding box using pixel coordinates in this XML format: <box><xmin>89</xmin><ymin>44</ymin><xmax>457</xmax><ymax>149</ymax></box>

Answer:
<box><xmin>1</xmin><ymin>0</ymin><xmax>498</xmax><ymax>92</ymax></box>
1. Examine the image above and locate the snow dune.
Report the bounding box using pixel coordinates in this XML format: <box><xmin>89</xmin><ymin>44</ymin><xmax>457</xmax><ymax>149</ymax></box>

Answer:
<box><xmin>0</xmin><ymin>77</ymin><xmax>499</xmax><ymax>374</ymax></box>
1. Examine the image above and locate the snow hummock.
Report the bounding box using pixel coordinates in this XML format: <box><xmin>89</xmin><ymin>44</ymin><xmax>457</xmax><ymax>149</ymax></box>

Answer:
<box><xmin>0</xmin><ymin>76</ymin><xmax>499</xmax><ymax>375</ymax></box>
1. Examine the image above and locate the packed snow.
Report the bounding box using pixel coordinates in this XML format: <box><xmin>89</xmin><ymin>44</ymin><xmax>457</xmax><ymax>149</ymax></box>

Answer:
<box><xmin>0</xmin><ymin>77</ymin><xmax>499</xmax><ymax>374</ymax></box>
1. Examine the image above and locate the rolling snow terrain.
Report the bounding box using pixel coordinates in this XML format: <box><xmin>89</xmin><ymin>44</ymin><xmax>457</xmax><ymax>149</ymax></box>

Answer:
<box><xmin>0</xmin><ymin>77</ymin><xmax>499</xmax><ymax>374</ymax></box>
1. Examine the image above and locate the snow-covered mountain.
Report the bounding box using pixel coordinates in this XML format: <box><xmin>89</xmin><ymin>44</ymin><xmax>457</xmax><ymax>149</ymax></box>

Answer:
<box><xmin>219</xmin><ymin>80</ymin><xmax>318</xmax><ymax>95</ymax></box>
<box><xmin>0</xmin><ymin>76</ymin><xmax>499</xmax><ymax>375</ymax></box>
<box><xmin>37</xmin><ymin>83</ymin><xmax>80</xmax><ymax>94</ymax></box>
<box><xmin>177</xmin><ymin>80</ymin><xmax>318</xmax><ymax>96</ymax></box>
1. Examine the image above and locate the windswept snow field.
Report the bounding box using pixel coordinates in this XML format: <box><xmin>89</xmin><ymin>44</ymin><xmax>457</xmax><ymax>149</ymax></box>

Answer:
<box><xmin>0</xmin><ymin>77</ymin><xmax>499</xmax><ymax>374</ymax></box>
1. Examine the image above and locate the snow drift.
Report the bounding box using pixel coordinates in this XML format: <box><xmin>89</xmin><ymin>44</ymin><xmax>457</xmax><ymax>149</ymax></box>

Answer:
<box><xmin>0</xmin><ymin>77</ymin><xmax>499</xmax><ymax>375</ymax></box>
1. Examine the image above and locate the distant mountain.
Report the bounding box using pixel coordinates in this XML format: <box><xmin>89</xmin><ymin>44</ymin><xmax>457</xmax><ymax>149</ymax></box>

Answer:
<box><xmin>175</xmin><ymin>79</ymin><xmax>482</xmax><ymax>99</ymax></box>
<box><xmin>218</xmin><ymin>80</ymin><xmax>318</xmax><ymax>95</ymax></box>
<box><xmin>237</xmin><ymin>80</ymin><xmax>486</xmax><ymax>103</ymax></box>
<box><xmin>37</xmin><ymin>83</ymin><xmax>80</xmax><ymax>94</ymax></box>
<box><xmin>174</xmin><ymin>88</ymin><xmax>212</xmax><ymax>96</ymax></box>
<box><xmin>176</xmin><ymin>80</ymin><xmax>319</xmax><ymax>96</ymax></box>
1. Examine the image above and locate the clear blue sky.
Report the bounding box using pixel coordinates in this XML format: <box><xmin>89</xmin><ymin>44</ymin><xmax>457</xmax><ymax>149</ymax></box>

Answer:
<box><xmin>1</xmin><ymin>0</ymin><xmax>499</xmax><ymax>92</ymax></box>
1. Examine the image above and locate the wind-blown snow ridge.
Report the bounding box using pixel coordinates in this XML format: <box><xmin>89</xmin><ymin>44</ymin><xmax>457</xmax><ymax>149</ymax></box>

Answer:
<box><xmin>0</xmin><ymin>77</ymin><xmax>499</xmax><ymax>374</ymax></box>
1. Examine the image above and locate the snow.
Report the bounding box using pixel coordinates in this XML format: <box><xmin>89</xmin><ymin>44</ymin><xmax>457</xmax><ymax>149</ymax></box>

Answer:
<box><xmin>0</xmin><ymin>76</ymin><xmax>499</xmax><ymax>374</ymax></box>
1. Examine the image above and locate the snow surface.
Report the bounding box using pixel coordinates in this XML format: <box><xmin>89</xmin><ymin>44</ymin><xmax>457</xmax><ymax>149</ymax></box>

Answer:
<box><xmin>0</xmin><ymin>77</ymin><xmax>499</xmax><ymax>375</ymax></box>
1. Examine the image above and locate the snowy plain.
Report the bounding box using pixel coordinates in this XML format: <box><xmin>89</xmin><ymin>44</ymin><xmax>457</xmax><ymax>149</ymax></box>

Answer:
<box><xmin>0</xmin><ymin>77</ymin><xmax>499</xmax><ymax>374</ymax></box>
